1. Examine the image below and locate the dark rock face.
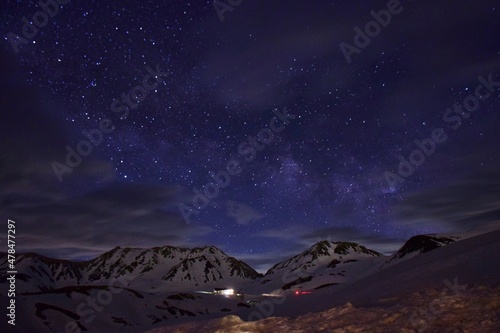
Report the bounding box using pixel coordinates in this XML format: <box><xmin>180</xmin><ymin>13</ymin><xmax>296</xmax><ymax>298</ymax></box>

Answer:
<box><xmin>391</xmin><ymin>235</ymin><xmax>456</xmax><ymax>261</ymax></box>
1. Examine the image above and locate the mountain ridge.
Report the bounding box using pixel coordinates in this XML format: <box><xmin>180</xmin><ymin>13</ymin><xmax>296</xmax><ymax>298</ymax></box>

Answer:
<box><xmin>1</xmin><ymin>230</ymin><xmax>493</xmax><ymax>333</ymax></box>
<box><xmin>0</xmin><ymin>232</ymin><xmax>465</xmax><ymax>295</ymax></box>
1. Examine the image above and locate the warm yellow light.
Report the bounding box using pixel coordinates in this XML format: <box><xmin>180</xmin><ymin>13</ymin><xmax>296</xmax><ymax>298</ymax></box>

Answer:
<box><xmin>221</xmin><ymin>289</ymin><xmax>234</xmax><ymax>296</ymax></box>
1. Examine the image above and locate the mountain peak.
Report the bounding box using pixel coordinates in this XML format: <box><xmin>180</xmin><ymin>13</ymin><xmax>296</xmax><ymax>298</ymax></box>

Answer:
<box><xmin>309</xmin><ymin>241</ymin><xmax>382</xmax><ymax>257</ymax></box>
<box><xmin>391</xmin><ymin>234</ymin><xmax>456</xmax><ymax>261</ymax></box>
<box><xmin>265</xmin><ymin>240</ymin><xmax>382</xmax><ymax>276</ymax></box>
<box><xmin>308</xmin><ymin>241</ymin><xmax>334</xmax><ymax>259</ymax></box>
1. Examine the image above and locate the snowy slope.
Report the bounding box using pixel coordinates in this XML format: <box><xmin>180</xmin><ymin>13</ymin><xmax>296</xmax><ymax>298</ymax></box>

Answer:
<box><xmin>1</xmin><ymin>287</ymin><xmax>249</xmax><ymax>333</ymax></box>
<box><xmin>243</xmin><ymin>241</ymin><xmax>384</xmax><ymax>295</ymax></box>
<box><xmin>0</xmin><ymin>253</ymin><xmax>86</xmax><ymax>293</ymax></box>
<box><xmin>42</xmin><ymin>228</ymin><xmax>496</xmax><ymax>333</ymax></box>
<box><xmin>141</xmin><ymin>228</ymin><xmax>499</xmax><ymax>333</ymax></box>
<box><xmin>1</xmin><ymin>230</ymin><xmax>489</xmax><ymax>333</ymax></box>
<box><xmin>382</xmin><ymin>234</ymin><xmax>458</xmax><ymax>267</ymax></box>
<box><xmin>251</xmin><ymin>228</ymin><xmax>500</xmax><ymax>319</ymax></box>
<box><xmin>144</xmin><ymin>285</ymin><xmax>500</xmax><ymax>333</ymax></box>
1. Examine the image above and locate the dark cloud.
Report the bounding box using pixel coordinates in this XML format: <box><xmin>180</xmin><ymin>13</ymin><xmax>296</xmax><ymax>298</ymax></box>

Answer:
<box><xmin>0</xmin><ymin>48</ymin><xmax>116</xmax><ymax>192</ymax></box>
<box><xmin>240</xmin><ymin>225</ymin><xmax>406</xmax><ymax>273</ymax></box>
<box><xmin>2</xmin><ymin>182</ymin><xmax>213</xmax><ymax>259</ymax></box>
<box><xmin>300</xmin><ymin>226</ymin><xmax>406</xmax><ymax>254</ymax></box>
<box><xmin>257</xmin><ymin>225</ymin><xmax>405</xmax><ymax>256</ymax></box>
<box><xmin>393</xmin><ymin>168</ymin><xmax>500</xmax><ymax>232</ymax></box>
<box><xmin>226</xmin><ymin>201</ymin><xmax>264</xmax><ymax>226</ymax></box>
<box><xmin>236</xmin><ymin>252</ymin><xmax>300</xmax><ymax>274</ymax></box>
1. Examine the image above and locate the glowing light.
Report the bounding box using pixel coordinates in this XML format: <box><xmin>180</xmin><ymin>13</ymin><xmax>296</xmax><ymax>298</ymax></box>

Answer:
<box><xmin>221</xmin><ymin>289</ymin><xmax>234</xmax><ymax>296</ymax></box>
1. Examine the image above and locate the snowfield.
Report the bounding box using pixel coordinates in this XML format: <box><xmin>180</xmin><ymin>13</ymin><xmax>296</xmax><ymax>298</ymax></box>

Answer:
<box><xmin>145</xmin><ymin>285</ymin><xmax>500</xmax><ymax>333</ymax></box>
<box><xmin>1</xmin><ymin>228</ymin><xmax>498</xmax><ymax>332</ymax></box>
<box><xmin>145</xmin><ymin>228</ymin><xmax>500</xmax><ymax>332</ymax></box>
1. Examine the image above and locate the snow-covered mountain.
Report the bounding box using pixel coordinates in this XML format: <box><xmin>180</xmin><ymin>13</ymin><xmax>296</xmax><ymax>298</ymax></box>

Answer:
<box><xmin>90</xmin><ymin>245</ymin><xmax>261</xmax><ymax>292</ymax></box>
<box><xmin>2</xmin><ymin>236</ymin><xmax>461</xmax><ymax>297</ymax></box>
<box><xmin>266</xmin><ymin>241</ymin><xmax>382</xmax><ymax>275</ymax></box>
<box><xmin>260</xmin><ymin>228</ymin><xmax>500</xmax><ymax>319</ymax></box>
<box><xmin>244</xmin><ymin>241</ymin><xmax>384</xmax><ymax>294</ymax></box>
<box><xmin>1</xmin><ymin>231</ymin><xmax>484</xmax><ymax>333</ymax></box>
<box><xmin>380</xmin><ymin>234</ymin><xmax>459</xmax><ymax>269</ymax></box>
<box><xmin>0</xmin><ymin>245</ymin><xmax>262</xmax><ymax>294</ymax></box>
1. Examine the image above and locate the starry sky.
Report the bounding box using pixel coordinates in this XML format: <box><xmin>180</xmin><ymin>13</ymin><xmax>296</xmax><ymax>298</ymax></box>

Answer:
<box><xmin>1</xmin><ymin>0</ymin><xmax>500</xmax><ymax>272</ymax></box>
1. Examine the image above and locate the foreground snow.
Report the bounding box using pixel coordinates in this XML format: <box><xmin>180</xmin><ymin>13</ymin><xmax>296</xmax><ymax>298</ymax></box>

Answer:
<box><xmin>145</xmin><ymin>285</ymin><xmax>500</xmax><ymax>333</ymax></box>
<box><xmin>2</xmin><ymin>228</ymin><xmax>498</xmax><ymax>332</ymax></box>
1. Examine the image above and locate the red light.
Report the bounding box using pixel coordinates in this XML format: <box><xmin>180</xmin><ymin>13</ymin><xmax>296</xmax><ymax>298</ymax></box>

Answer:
<box><xmin>295</xmin><ymin>291</ymin><xmax>299</xmax><ymax>295</ymax></box>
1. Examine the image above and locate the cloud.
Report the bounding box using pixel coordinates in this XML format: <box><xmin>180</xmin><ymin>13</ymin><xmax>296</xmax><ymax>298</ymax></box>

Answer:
<box><xmin>256</xmin><ymin>225</ymin><xmax>405</xmax><ymax>255</ymax></box>
<box><xmin>393</xmin><ymin>169</ymin><xmax>500</xmax><ymax>233</ymax></box>
<box><xmin>300</xmin><ymin>226</ymin><xmax>405</xmax><ymax>255</ymax></box>
<box><xmin>0</xmin><ymin>49</ymin><xmax>212</xmax><ymax>260</ymax></box>
<box><xmin>226</xmin><ymin>201</ymin><xmax>264</xmax><ymax>225</ymax></box>
<box><xmin>1</xmin><ymin>182</ymin><xmax>214</xmax><ymax>260</ymax></box>
<box><xmin>239</xmin><ymin>225</ymin><xmax>406</xmax><ymax>273</ymax></box>
<box><xmin>233</xmin><ymin>251</ymin><xmax>301</xmax><ymax>274</ymax></box>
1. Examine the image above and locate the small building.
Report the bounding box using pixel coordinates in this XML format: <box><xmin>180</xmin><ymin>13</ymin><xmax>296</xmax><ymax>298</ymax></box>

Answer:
<box><xmin>214</xmin><ymin>287</ymin><xmax>234</xmax><ymax>296</ymax></box>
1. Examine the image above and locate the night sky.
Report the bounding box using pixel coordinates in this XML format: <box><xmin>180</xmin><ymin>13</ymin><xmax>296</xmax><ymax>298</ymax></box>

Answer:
<box><xmin>1</xmin><ymin>0</ymin><xmax>499</xmax><ymax>272</ymax></box>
